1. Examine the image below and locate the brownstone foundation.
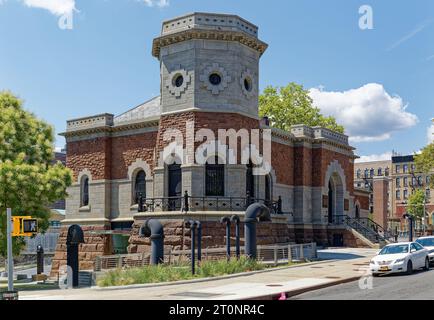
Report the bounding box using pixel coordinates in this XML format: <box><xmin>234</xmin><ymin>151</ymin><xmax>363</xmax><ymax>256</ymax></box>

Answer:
<box><xmin>50</xmin><ymin>225</ymin><xmax>112</xmax><ymax>278</ymax></box>
<box><xmin>128</xmin><ymin>218</ymin><xmax>295</xmax><ymax>255</ymax></box>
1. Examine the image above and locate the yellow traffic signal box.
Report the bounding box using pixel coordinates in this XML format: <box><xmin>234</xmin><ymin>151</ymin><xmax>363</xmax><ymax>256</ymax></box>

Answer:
<box><xmin>12</xmin><ymin>216</ymin><xmax>38</xmax><ymax>237</ymax></box>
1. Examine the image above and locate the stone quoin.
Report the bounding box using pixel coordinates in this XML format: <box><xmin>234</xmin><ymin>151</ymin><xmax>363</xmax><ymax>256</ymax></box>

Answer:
<box><xmin>51</xmin><ymin>12</ymin><xmax>370</xmax><ymax>276</ymax></box>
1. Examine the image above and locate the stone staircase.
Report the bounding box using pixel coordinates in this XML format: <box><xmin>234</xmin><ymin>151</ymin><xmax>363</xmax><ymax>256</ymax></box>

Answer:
<box><xmin>344</xmin><ymin>216</ymin><xmax>390</xmax><ymax>248</ymax></box>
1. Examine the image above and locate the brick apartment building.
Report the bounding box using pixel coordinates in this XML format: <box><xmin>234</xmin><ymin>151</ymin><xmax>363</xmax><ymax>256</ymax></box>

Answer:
<box><xmin>51</xmin><ymin>13</ymin><xmax>370</xmax><ymax>274</ymax></box>
<box><xmin>355</xmin><ymin>155</ymin><xmax>434</xmax><ymax>233</ymax></box>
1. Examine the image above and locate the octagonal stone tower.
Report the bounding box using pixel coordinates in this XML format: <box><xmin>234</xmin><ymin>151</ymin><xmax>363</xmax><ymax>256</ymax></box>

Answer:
<box><xmin>152</xmin><ymin>12</ymin><xmax>268</xmax><ymax>117</ymax></box>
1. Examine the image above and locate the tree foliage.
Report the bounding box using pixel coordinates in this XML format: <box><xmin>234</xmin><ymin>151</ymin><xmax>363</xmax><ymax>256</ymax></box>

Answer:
<box><xmin>414</xmin><ymin>142</ymin><xmax>434</xmax><ymax>188</ymax></box>
<box><xmin>259</xmin><ymin>83</ymin><xmax>345</xmax><ymax>133</ymax></box>
<box><xmin>0</xmin><ymin>91</ymin><xmax>72</xmax><ymax>257</ymax></box>
<box><xmin>406</xmin><ymin>189</ymin><xmax>426</xmax><ymax>218</ymax></box>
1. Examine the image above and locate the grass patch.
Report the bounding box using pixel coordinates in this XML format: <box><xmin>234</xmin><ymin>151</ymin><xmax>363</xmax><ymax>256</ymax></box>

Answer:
<box><xmin>97</xmin><ymin>257</ymin><xmax>265</xmax><ymax>287</ymax></box>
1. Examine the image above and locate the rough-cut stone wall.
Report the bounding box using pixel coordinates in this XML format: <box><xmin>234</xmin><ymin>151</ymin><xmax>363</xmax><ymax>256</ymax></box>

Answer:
<box><xmin>111</xmin><ymin>132</ymin><xmax>157</xmax><ymax>179</ymax></box>
<box><xmin>128</xmin><ymin>219</ymin><xmax>294</xmax><ymax>254</ymax></box>
<box><xmin>156</xmin><ymin>111</ymin><xmax>260</xmax><ymax>164</ymax></box>
<box><xmin>327</xmin><ymin>229</ymin><xmax>371</xmax><ymax>248</ymax></box>
<box><xmin>67</xmin><ymin>137</ymin><xmax>112</xmax><ymax>181</ymax></box>
<box><xmin>50</xmin><ymin>225</ymin><xmax>112</xmax><ymax>277</ymax></box>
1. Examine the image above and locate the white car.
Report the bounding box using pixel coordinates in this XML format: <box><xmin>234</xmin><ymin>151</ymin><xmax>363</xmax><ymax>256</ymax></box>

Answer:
<box><xmin>416</xmin><ymin>236</ymin><xmax>434</xmax><ymax>265</ymax></box>
<box><xmin>369</xmin><ymin>242</ymin><xmax>429</xmax><ymax>276</ymax></box>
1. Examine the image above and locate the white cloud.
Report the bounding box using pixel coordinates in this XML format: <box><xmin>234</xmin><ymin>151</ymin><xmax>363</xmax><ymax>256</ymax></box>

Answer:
<box><xmin>309</xmin><ymin>83</ymin><xmax>418</xmax><ymax>143</ymax></box>
<box><xmin>428</xmin><ymin>124</ymin><xmax>434</xmax><ymax>143</ymax></box>
<box><xmin>355</xmin><ymin>152</ymin><xmax>393</xmax><ymax>163</ymax></box>
<box><xmin>142</xmin><ymin>0</ymin><xmax>169</xmax><ymax>7</ymax></box>
<box><xmin>20</xmin><ymin>0</ymin><xmax>76</xmax><ymax>16</ymax></box>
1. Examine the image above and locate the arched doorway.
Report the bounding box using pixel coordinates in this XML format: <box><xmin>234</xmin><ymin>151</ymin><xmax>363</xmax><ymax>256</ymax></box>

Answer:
<box><xmin>327</xmin><ymin>173</ymin><xmax>344</xmax><ymax>224</ymax></box>
<box><xmin>168</xmin><ymin>163</ymin><xmax>182</xmax><ymax>211</ymax></box>
<box><xmin>246</xmin><ymin>161</ymin><xmax>255</xmax><ymax>199</ymax></box>
<box><xmin>355</xmin><ymin>204</ymin><xmax>360</xmax><ymax>219</ymax></box>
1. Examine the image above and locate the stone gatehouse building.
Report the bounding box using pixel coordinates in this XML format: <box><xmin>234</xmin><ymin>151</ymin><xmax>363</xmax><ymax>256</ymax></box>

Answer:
<box><xmin>52</xmin><ymin>12</ymin><xmax>369</xmax><ymax>274</ymax></box>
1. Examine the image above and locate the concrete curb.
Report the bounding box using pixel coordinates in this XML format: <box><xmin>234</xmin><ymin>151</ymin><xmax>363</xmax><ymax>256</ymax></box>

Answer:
<box><xmin>92</xmin><ymin>259</ymin><xmax>339</xmax><ymax>291</ymax></box>
<box><xmin>248</xmin><ymin>276</ymin><xmax>361</xmax><ymax>300</ymax></box>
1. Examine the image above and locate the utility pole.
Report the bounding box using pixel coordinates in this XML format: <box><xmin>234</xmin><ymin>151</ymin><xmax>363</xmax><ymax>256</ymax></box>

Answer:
<box><xmin>7</xmin><ymin>208</ymin><xmax>14</xmax><ymax>292</ymax></box>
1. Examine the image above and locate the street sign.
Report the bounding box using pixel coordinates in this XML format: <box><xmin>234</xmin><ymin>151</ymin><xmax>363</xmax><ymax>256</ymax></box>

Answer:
<box><xmin>12</xmin><ymin>216</ymin><xmax>38</xmax><ymax>237</ymax></box>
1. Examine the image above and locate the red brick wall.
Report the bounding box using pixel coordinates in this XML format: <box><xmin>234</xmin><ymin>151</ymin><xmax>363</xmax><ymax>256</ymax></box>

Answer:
<box><xmin>294</xmin><ymin>146</ymin><xmax>313</xmax><ymax>186</ymax></box>
<box><xmin>312</xmin><ymin>147</ymin><xmax>354</xmax><ymax>194</ymax></box>
<box><xmin>271</xmin><ymin>142</ymin><xmax>294</xmax><ymax>185</ymax></box>
<box><xmin>354</xmin><ymin>193</ymin><xmax>370</xmax><ymax>210</ymax></box>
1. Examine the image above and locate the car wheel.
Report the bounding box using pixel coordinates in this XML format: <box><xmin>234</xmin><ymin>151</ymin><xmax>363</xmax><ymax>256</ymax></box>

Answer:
<box><xmin>406</xmin><ymin>260</ymin><xmax>413</xmax><ymax>275</ymax></box>
<box><xmin>424</xmin><ymin>258</ymin><xmax>430</xmax><ymax>271</ymax></box>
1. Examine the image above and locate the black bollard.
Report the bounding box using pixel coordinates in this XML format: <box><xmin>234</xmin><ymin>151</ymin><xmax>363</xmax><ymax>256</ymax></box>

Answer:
<box><xmin>66</xmin><ymin>225</ymin><xmax>84</xmax><ymax>288</ymax></box>
<box><xmin>244</xmin><ymin>203</ymin><xmax>271</xmax><ymax>260</ymax></box>
<box><xmin>139</xmin><ymin>219</ymin><xmax>165</xmax><ymax>265</ymax></box>
<box><xmin>188</xmin><ymin>220</ymin><xmax>197</xmax><ymax>275</ymax></box>
<box><xmin>231</xmin><ymin>215</ymin><xmax>241</xmax><ymax>259</ymax></box>
<box><xmin>36</xmin><ymin>245</ymin><xmax>44</xmax><ymax>275</ymax></box>
<box><xmin>220</xmin><ymin>216</ymin><xmax>231</xmax><ymax>261</ymax></box>
<box><xmin>196</xmin><ymin>221</ymin><xmax>202</xmax><ymax>263</ymax></box>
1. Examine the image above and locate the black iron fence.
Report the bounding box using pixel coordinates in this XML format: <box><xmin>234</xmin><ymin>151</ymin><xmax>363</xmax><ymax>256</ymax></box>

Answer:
<box><xmin>138</xmin><ymin>192</ymin><xmax>283</xmax><ymax>214</ymax></box>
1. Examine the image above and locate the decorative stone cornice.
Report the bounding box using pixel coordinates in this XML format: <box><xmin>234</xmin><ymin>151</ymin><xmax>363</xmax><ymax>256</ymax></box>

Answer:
<box><xmin>60</xmin><ymin>119</ymin><xmax>159</xmax><ymax>139</ymax></box>
<box><xmin>152</xmin><ymin>29</ymin><xmax>268</xmax><ymax>58</ymax></box>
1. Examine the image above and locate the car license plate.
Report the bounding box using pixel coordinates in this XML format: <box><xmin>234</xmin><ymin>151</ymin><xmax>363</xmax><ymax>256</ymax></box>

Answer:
<box><xmin>379</xmin><ymin>266</ymin><xmax>390</xmax><ymax>271</ymax></box>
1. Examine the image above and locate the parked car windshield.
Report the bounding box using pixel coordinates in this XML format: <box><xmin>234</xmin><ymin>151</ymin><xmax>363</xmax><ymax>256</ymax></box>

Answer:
<box><xmin>416</xmin><ymin>238</ymin><xmax>434</xmax><ymax>247</ymax></box>
<box><xmin>379</xmin><ymin>245</ymin><xmax>409</xmax><ymax>255</ymax></box>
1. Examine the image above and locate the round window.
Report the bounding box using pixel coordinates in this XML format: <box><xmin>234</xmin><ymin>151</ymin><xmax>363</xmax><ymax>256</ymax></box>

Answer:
<box><xmin>244</xmin><ymin>77</ymin><xmax>252</xmax><ymax>92</ymax></box>
<box><xmin>173</xmin><ymin>74</ymin><xmax>184</xmax><ymax>88</ymax></box>
<box><xmin>209</xmin><ymin>73</ymin><xmax>222</xmax><ymax>86</ymax></box>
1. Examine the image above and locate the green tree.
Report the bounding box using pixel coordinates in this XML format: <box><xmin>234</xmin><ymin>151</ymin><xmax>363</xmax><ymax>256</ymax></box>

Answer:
<box><xmin>0</xmin><ymin>91</ymin><xmax>72</xmax><ymax>257</ymax></box>
<box><xmin>414</xmin><ymin>142</ymin><xmax>434</xmax><ymax>188</ymax></box>
<box><xmin>406</xmin><ymin>189</ymin><xmax>426</xmax><ymax>218</ymax></box>
<box><xmin>259</xmin><ymin>83</ymin><xmax>344</xmax><ymax>133</ymax></box>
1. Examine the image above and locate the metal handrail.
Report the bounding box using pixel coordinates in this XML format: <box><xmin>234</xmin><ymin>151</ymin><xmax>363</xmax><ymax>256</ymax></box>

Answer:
<box><xmin>138</xmin><ymin>193</ymin><xmax>283</xmax><ymax>214</ymax></box>
<box><xmin>325</xmin><ymin>214</ymin><xmax>389</xmax><ymax>243</ymax></box>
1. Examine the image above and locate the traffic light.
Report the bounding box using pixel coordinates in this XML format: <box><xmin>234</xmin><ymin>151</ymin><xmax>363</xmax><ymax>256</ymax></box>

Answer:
<box><xmin>11</xmin><ymin>216</ymin><xmax>38</xmax><ymax>237</ymax></box>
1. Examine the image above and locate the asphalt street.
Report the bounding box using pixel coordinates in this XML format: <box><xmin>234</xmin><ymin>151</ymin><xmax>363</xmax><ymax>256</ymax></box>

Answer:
<box><xmin>291</xmin><ymin>268</ymin><xmax>434</xmax><ymax>300</ymax></box>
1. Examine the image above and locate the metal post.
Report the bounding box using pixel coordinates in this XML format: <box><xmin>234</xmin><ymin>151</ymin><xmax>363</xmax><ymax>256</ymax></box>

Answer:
<box><xmin>190</xmin><ymin>221</ymin><xmax>196</xmax><ymax>275</ymax></box>
<box><xmin>409</xmin><ymin>218</ymin><xmax>414</xmax><ymax>242</ymax></box>
<box><xmin>7</xmin><ymin>208</ymin><xmax>14</xmax><ymax>292</ymax></box>
<box><xmin>225</xmin><ymin>221</ymin><xmax>231</xmax><ymax>261</ymax></box>
<box><xmin>277</xmin><ymin>196</ymin><xmax>282</xmax><ymax>214</ymax></box>
<box><xmin>36</xmin><ymin>245</ymin><xmax>44</xmax><ymax>275</ymax></box>
<box><xmin>196</xmin><ymin>221</ymin><xmax>202</xmax><ymax>263</ymax></box>
<box><xmin>231</xmin><ymin>215</ymin><xmax>240</xmax><ymax>260</ymax></box>
<box><xmin>183</xmin><ymin>191</ymin><xmax>189</xmax><ymax>213</ymax></box>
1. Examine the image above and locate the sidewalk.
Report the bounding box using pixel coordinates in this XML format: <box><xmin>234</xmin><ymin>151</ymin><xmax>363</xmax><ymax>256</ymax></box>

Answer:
<box><xmin>19</xmin><ymin>248</ymin><xmax>377</xmax><ymax>300</ymax></box>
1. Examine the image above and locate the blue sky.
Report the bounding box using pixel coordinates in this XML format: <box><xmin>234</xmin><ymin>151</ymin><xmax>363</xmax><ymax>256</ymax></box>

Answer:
<box><xmin>0</xmin><ymin>0</ymin><xmax>433</xmax><ymax>161</ymax></box>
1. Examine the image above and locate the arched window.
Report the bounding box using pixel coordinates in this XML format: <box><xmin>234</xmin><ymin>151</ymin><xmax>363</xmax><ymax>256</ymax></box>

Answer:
<box><xmin>356</xmin><ymin>169</ymin><xmax>361</xmax><ymax>179</ymax></box>
<box><xmin>370</xmin><ymin>168</ymin><xmax>374</xmax><ymax>178</ymax></box>
<box><xmin>265</xmin><ymin>174</ymin><xmax>271</xmax><ymax>205</ymax></box>
<box><xmin>81</xmin><ymin>176</ymin><xmax>89</xmax><ymax>207</ymax></box>
<box><xmin>205</xmin><ymin>157</ymin><xmax>224</xmax><ymax>196</ymax></box>
<box><xmin>134</xmin><ymin>170</ymin><xmax>146</xmax><ymax>204</ymax></box>
<box><xmin>377</xmin><ymin>168</ymin><xmax>382</xmax><ymax>176</ymax></box>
